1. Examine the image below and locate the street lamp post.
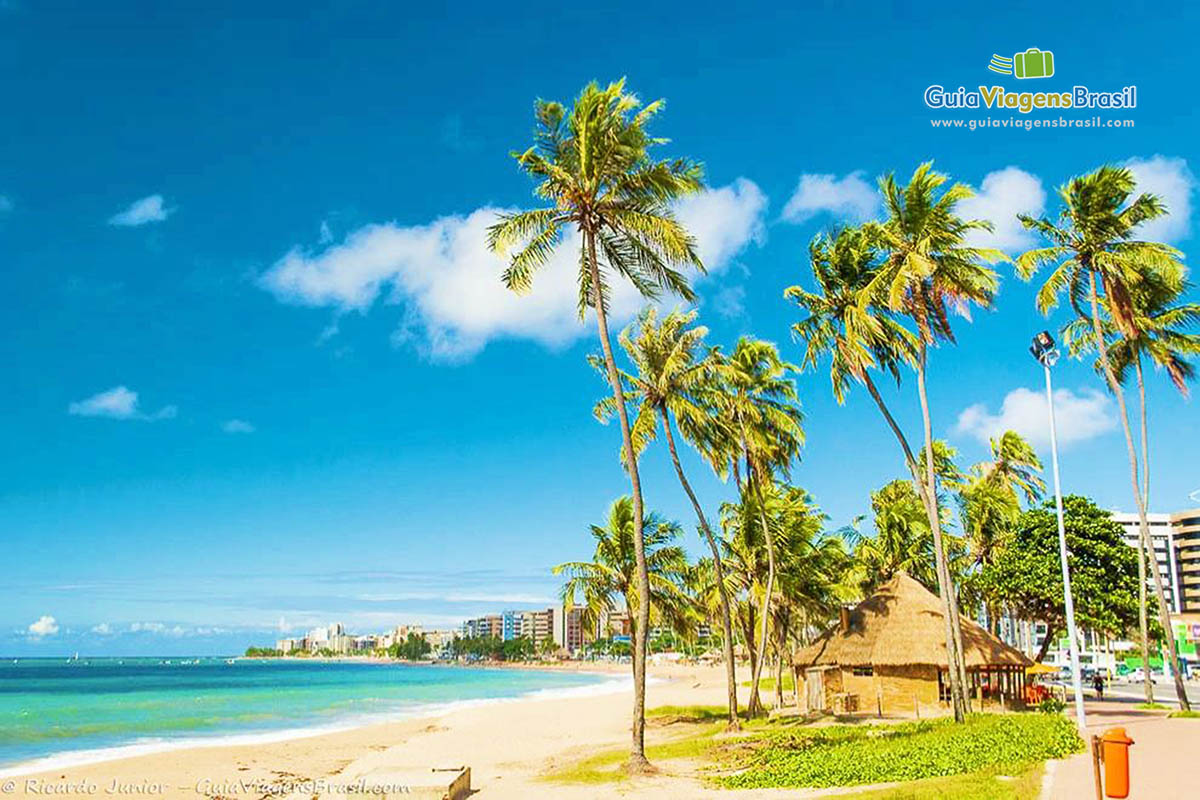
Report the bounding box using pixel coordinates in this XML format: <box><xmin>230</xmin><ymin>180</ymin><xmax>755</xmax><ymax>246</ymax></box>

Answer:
<box><xmin>1030</xmin><ymin>331</ymin><xmax>1088</xmax><ymax>730</ymax></box>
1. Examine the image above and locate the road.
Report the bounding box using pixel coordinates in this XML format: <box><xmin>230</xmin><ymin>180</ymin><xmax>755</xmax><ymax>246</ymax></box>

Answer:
<box><xmin>1054</xmin><ymin>679</ymin><xmax>1198</xmax><ymax>707</ymax></box>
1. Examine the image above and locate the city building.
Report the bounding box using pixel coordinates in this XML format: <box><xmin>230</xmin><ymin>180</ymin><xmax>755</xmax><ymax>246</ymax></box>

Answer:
<box><xmin>1172</xmin><ymin>509</ymin><xmax>1200</xmax><ymax>612</ymax></box>
<box><xmin>501</xmin><ymin>610</ymin><xmax>521</xmax><ymax>641</ymax></box>
<box><xmin>564</xmin><ymin>606</ymin><xmax>586</xmax><ymax>653</ymax></box>
<box><xmin>461</xmin><ymin>614</ymin><xmax>502</xmax><ymax>639</ymax></box>
<box><xmin>1111</xmin><ymin>511</ymin><xmax>1183</xmax><ymax>612</ymax></box>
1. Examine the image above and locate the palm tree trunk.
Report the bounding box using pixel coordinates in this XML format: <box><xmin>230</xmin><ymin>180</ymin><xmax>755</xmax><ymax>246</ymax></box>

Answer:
<box><xmin>915</xmin><ymin>348</ymin><xmax>970</xmax><ymax>721</ymax></box>
<box><xmin>742</xmin><ymin>604</ymin><xmax>761</xmax><ymax>714</ymax></box>
<box><xmin>584</xmin><ymin>230</ymin><xmax>655</xmax><ymax>767</ymax></box>
<box><xmin>773</xmin><ymin>608</ymin><xmax>789</xmax><ymax>710</ymax></box>
<box><xmin>1133</xmin><ymin>357</ymin><xmax>1154</xmax><ymax>704</ymax></box>
<box><xmin>659</xmin><ymin>409</ymin><xmax>740</xmax><ymax>729</ymax></box>
<box><xmin>1087</xmin><ymin>272</ymin><xmax>1190</xmax><ymax>711</ymax></box>
<box><xmin>748</xmin><ymin>461</ymin><xmax>777</xmax><ymax>717</ymax></box>
<box><xmin>863</xmin><ymin>370</ymin><xmax>968</xmax><ymax>718</ymax></box>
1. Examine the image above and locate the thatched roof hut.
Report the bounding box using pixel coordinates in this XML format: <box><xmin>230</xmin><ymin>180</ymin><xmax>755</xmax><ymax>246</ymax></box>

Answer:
<box><xmin>792</xmin><ymin>573</ymin><xmax>1031</xmax><ymax>716</ymax></box>
<box><xmin>794</xmin><ymin>572</ymin><xmax>1031</xmax><ymax>669</ymax></box>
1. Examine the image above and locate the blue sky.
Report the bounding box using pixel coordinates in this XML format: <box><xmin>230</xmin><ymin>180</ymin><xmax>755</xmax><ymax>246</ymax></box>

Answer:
<box><xmin>3</xmin><ymin>0</ymin><xmax>1198</xmax><ymax>655</ymax></box>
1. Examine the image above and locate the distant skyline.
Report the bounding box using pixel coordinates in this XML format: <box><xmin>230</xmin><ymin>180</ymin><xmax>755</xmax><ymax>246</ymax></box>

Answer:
<box><xmin>2</xmin><ymin>1</ymin><xmax>1198</xmax><ymax>655</ymax></box>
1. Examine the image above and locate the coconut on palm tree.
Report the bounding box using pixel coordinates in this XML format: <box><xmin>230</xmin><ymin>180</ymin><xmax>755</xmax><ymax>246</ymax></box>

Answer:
<box><xmin>1019</xmin><ymin>167</ymin><xmax>1192</xmax><ymax>710</ymax></box>
<box><xmin>593</xmin><ymin>307</ymin><xmax>742</xmax><ymax>728</ymax></box>
<box><xmin>488</xmin><ymin>79</ymin><xmax>706</xmax><ymax>766</ymax></box>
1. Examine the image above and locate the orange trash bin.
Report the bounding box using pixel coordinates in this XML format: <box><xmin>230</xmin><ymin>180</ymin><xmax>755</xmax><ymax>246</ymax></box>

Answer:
<box><xmin>1100</xmin><ymin>727</ymin><xmax>1135</xmax><ymax>798</ymax></box>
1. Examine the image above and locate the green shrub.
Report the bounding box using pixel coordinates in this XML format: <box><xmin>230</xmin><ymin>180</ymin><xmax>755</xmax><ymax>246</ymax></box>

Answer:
<box><xmin>719</xmin><ymin>713</ymin><xmax>1082</xmax><ymax>789</ymax></box>
<box><xmin>1037</xmin><ymin>697</ymin><xmax>1066</xmax><ymax>714</ymax></box>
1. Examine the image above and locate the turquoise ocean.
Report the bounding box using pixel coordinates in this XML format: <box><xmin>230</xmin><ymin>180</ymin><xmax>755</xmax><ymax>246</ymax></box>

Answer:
<box><xmin>0</xmin><ymin>657</ymin><xmax>619</xmax><ymax>775</ymax></box>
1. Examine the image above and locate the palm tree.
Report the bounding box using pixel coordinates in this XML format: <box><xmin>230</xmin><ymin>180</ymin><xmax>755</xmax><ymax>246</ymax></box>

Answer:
<box><xmin>958</xmin><ymin>431</ymin><xmax>1044</xmax><ymax>634</ymax></box>
<box><xmin>1061</xmin><ymin>278</ymin><xmax>1198</xmax><ymax>704</ymax></box>
<box><xmin>555</xmin><ymin>497</ymin><xmax>691</xmax><ymax>665</ymax></box>
<box><xmin>844</xmin><ymin>479</ymin><xmax>940</xmax><ymax>595</ymax></box>
<box><xmin>488</xmin><ymin>79</ymin><xmax>706</xmax><ymax>765</ymax></box>
<box><xmin>961</xmin><ymin>431</ymin><xmax>1044</xmax><ymax>566</ymax></box>
<box><xmin>789</xmin><ymin>224</ymin><xmax>973</xmax><ymax>718</ymax></box>
<box><xmin>710</xmin><ymin>339</ymin><xmax>804</xmax><ymax>715</ymax></box>
<box><xmin>1017</xmin><ymin>165</ymin><xmax>1191</xmax><ymax>710</ymax></box>
<box><xmin>979</xmin><ymin>431</ymin><xmax>1046</xmax><ymax>502</ymax></box>
<box><xmin>593</xmin><ymin>307</ymin><xmax>741</xmax><ymax>728</ymax></box>
<box><xmin>865</xmin><ymin>162</ymin><xmax>1004</xmax><ymax>721</ymax></box>
<box><xmin>773</xmin><ymin>523</ymin><xmax>850</xmax><ymax>708</ymax></box>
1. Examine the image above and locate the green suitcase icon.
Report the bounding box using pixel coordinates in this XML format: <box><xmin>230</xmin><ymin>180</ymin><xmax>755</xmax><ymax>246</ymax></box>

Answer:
<box><xmin>1014</xmin><ymin>48</ymin><xmax>1054</xmax><ymax>79</ymax></box>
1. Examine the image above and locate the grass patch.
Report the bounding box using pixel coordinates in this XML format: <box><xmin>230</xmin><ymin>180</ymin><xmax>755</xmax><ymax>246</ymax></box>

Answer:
<box><xmin>647</xmin><ymin>704</ymin><xmax>735</xmax><ymax>723</ymax></box>
<box><xmin>1134</xmin><ymin>702</ymin><xmax>1169</xmax><ymax>710</ymax></box>
<box><xmin>740</xmin><ymin>674</ymin><xmax>796</xmax><ymax>691</ymax></box>
<box><xmin>541</xmin><ymin>722</ymin><xmax>721</xmax><ymax>784</ymax></box>
<box><xmin>1168</xmin><ymin>709</ymin><xmax>1200</xmax><ymax>718</ymax></box>
<box><xmin>836</xmin><ymin>763</ymin><xmax>1044</xmax><ymax>800</ymax></box>
<box><xmin>716</xmin><ymin>713</ymin><xmax>1082</xmax><ymax>790</ymax></box>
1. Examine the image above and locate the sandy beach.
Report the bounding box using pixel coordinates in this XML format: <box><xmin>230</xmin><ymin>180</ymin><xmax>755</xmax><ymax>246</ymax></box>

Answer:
<box><xmin>4</xmin><ymin>661</ymin><xmax>794</xmax><ymax>799</ymax></box>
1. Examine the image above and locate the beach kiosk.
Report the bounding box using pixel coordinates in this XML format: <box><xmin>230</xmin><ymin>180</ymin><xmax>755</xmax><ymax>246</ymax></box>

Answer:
<box><xmin>793</xmin><ymin>573</ymin><xmax>1032</xmax><ymax>717</ymax></box>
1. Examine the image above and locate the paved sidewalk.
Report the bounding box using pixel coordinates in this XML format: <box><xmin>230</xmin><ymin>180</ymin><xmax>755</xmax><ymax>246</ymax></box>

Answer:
<box><xmin>1043</xmin><ymin>699</ymin><xmax>1199</xmax><ymax>799</ymax></box>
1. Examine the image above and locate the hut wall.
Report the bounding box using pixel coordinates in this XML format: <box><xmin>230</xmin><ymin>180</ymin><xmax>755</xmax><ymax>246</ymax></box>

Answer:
<box><xmin>801</xmin><ymin>664</ymin><xmax>944</xmax><ymax>716</ymax></box>
<box><xmin>876</xmin><ymin>664</ymin><xmax>941</xmax><ymax>715</ymax></box>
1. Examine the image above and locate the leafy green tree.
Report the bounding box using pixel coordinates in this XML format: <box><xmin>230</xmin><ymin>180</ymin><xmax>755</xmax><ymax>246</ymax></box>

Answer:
<box><xmin>866</xmin><ymin>163</ymin><xmax>1004</xmax><ymax>721</ymax></box>
<box><xmin>244</xmin><ymin>647</ymin><xmax>282</xmax><ymax>658</ymax></box>
<box><xmin>488</xmin><ymin>79</ymin><xmax>705</xmax><ymax>767</ymax></box>
<box><xmin>595</xmin><ymin>307</ymin><xmax>741</xmax><ymax>728</ymax></box>
<box><xmin>1018</xmin><ymin>165</ymin><xmax>1191</xmax><ymax>709</ymax></box>
<box><xmin>970</xmin><ymin>496</ymin><xmax>1142</xmax><ymax>663</ymax></box>
<box><xmin>389</xmin><ymin>632</ymin><xmax>432</xmax><ymax>661</ymax></box>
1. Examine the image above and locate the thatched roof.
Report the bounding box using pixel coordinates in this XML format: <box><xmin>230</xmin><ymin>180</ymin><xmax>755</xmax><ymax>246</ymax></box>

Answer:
<box><xmin>793</xmin><ymin>573</ymin><xmax>1031</xmax><ymax>669</ymax></box>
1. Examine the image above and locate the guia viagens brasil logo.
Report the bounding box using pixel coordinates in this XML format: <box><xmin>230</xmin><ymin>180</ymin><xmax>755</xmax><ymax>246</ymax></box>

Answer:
<box><xmin>924</xmin><ymin>48</ymin><xmax>1136</xmax><ymax>114</ymax></box>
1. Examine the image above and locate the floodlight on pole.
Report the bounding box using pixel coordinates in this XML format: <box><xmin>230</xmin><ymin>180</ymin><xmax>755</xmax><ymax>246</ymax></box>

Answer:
<box><xmin>1031</xmin><ymin>330</ymin><xmax>1087</xmax><ymax>730</ymax></box>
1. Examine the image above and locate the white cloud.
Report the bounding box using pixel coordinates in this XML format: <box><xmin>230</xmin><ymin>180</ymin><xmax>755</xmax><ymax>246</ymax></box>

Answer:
<box><xmin>28</xmin><ymin>615</ymin><xmax>59</xmax><ymax>638</ymax></box>
<box><xmin>108</xmin><ymin>194</ymin><xmax>172</xmax><ymax>227</ymax></box>
<box><xmin>957</xmin><ymin>167</ymin><xmax>1046</xmax><ymax>253</ymax></box>
<box><xmin>674</xmin><ymin>178</ymin><xmax>767</xmax><ymax>267</ymax></box>
<box><xmin>955</xmin><ymin>386</ymin><xmax>1116</xmax><ymax>448</ymax></box>
<box><xmin>91</xmin><ymin>623</ymin><xmax>113</xmax><ymax>635</ymax></box>
<box><xmin>260</xmin><ymin>181</ymin><xmax>768</xmax><ymax>362</ymax></box>
<box><xmin>1124</xmin><ymin>156</ymin><xmax>1194</xmax><ymax>243</ymax></box>
<box><xmin>221</xmin><ymin>419</ymin><xmax>256</xmax><ymax>434</ymax></box>
<box><xmin>128</xmin><ymin>622</ymin><xmax>187</xmax><ymax>637</ymax></box>
<box><xmin>782</xmin><ymin>171</ymin><xmax>879</xmax><ymax>223</ymax></box>
<box><xmin>68</xmin><ymin>386</ymin><xmax>177</xmax><ymax>421</ymax></box>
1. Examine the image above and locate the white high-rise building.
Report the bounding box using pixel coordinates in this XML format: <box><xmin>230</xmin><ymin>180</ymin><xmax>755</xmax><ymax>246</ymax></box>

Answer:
<box><xmin>1111</xmin><ymin>512</ymin><xmax>1183</xmax><ymax>613</ymax></box>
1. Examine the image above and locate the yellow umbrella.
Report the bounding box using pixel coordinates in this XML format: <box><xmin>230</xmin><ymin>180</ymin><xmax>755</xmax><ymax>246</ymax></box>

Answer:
<box><xmin>1026</xmin><ymin>663</ymin><xmax>1059</xmax><ymax>675</ymax></box>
